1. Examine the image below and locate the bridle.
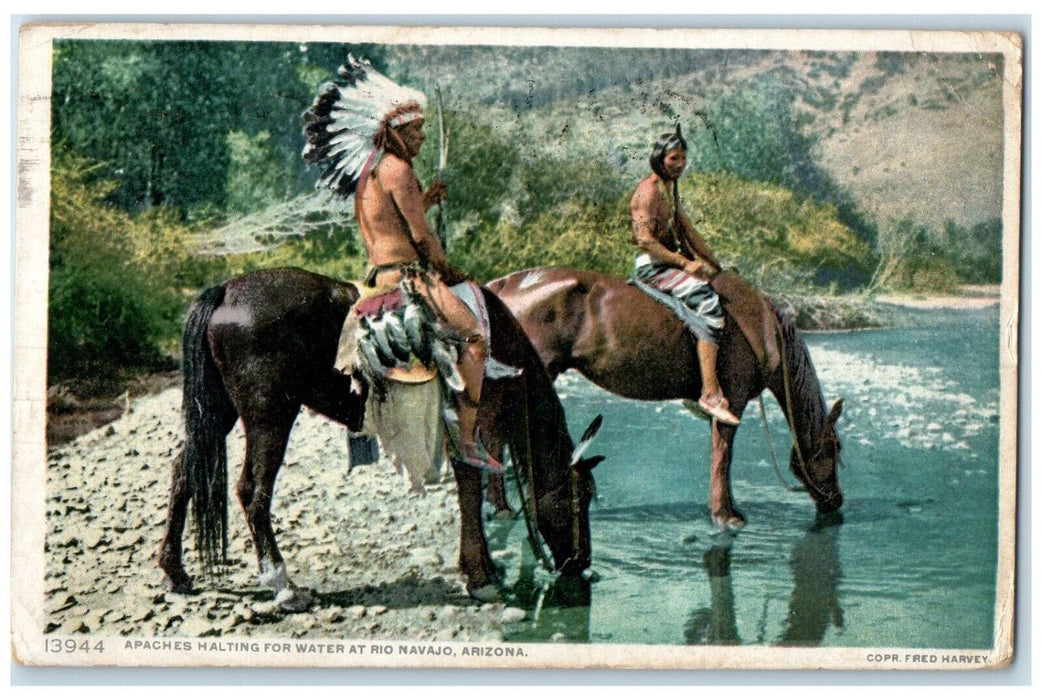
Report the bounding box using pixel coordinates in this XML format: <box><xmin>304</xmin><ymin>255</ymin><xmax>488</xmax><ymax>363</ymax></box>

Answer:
<box><xmin>765</xmin><ymin>310</ymin><xmax>842</xmax><ymax>505</ymax></box>
<box><xmin>512</xmin><ymin>374</ymin><xmax>588</xmax><ymax>575</ymax></box>
<box><xmin>513</xmin><ymin>437</ymin><xmax>589</xmax><ymax>575</ymax></box>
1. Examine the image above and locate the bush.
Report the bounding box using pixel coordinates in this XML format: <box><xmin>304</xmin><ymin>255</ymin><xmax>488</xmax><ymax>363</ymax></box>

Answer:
<box><xmin>49</xmin><ymin>155</ymin><xmax>222</xmax><ymax>384</ymax></box>
<box><xmin>681</xmin><ymin>171</ymin><xmax>873</xmax><ymax>292</ymax></box>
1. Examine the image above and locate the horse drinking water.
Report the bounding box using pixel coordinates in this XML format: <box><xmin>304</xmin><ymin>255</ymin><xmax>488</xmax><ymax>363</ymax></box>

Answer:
<box><xmin>487</xmin><ymin>267</ymin><xmax>843</xmax><ymax>528</ymax></box>
<box><xmin>157</xmin><ymin>267</ymin><xmax>602</xmax><ymax>609</ymax></box>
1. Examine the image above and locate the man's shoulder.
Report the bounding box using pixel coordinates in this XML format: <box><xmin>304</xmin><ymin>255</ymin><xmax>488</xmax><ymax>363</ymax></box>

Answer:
<box><xmin>631</xmin><ymin>175</ymin><xmax>662</xmax><ymax>205</ymax></box>
<box><xmin>375</xmin><ymin>154</ymin><xmax>414</xmax><ymax>182</ymax></box>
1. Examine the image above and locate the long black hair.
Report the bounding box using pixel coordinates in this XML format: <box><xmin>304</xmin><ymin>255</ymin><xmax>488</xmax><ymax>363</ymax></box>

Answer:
<box><xmin>649</xmin><ymin>124</ymin><xmax>687</xmax><ymax>180</ymax></box>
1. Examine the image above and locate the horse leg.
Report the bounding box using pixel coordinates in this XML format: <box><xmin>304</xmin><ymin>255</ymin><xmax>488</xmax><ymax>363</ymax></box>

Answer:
<box><xmin>452</xmin><ymin>462</ymin><xmax>501</xmax><ymax>601</ymax></box>
<box><xmin>157</xmin><ymin>451</ymin><xmax>195</xmax><ymax>593</ymax></box>
<box><xmin>710</xmin><ymin>420</ymin><xmax>746</xmax><ymax>530</ymax></box>
<box><xmin>482</xmin><ymin>428</ymin><xmax>516</xmax><ymax>520</ymax></box>
<box><xmin>239</xmin><ymin>416</ymin><xmax>312</xmax><ymax>612</ymax></box>
<box><xmin>158</xmin><ymin>410</ymin><xmax>237</xmax><ymax>593</ymax></box>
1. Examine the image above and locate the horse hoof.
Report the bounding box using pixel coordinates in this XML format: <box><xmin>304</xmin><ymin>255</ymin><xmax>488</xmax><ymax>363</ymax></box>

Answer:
<box><xmin>712</xmin><ymin>513</ymin><xmax>746</xmax><ymax>531</ymax></box>
<box><xmin>275</xmin><ymin>587</ymin><xmax>313</xmax><ymax>612</ymax></box>
<box><xmin>164</xmin><ymin>573</ymin><xmax>194</xmax><ymax>595</ymax></box>
<box><xmin>468</xmin><ymin>583</ymin><xmax>502</xmax><ymax>603</ymax></box>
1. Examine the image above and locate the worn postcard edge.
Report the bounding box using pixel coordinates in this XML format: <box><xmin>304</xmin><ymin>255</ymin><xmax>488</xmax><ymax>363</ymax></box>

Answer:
<box><xmin>11</xmin><ymin>22</ymin><xmax>1023</xmax><ymax>671</ymax></box>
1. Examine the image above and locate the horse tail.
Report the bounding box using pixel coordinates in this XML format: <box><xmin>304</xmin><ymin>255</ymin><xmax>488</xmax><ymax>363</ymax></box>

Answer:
<box><xmin>181</xmin><ymin>284</ymin><xmax>235</xmax><ymax>571</ymax></box>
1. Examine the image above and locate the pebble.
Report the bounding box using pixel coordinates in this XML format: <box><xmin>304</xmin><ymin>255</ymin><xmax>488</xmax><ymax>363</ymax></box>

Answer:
<box><xmin>43</xmin><ymin>387</ymin><xmax>507</xmax><ymax>642</ymax></box>
<box><xmin>500</xmin><ymin>607</ymin><xmax>526</xmax><ymax>624</ymax></box>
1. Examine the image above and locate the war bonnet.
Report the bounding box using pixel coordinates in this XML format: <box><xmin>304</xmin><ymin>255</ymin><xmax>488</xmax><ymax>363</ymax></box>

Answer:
<box><xmin>303</xmin><ymin>55</ymin><xmax>427</xmax><ymax>197</ymax></box>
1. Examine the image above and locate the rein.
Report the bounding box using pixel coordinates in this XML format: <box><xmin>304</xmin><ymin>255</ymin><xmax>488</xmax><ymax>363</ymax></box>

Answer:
<box><xmin>757</xmin><ymin>394</ymin><xmax>804</xmax><ymax>493</ymax></box>
<box><xmin>764</xmin><ymin>308</ymin><xmax>836</xmax><ymax>503</ymax></box>
<box><xmin>512</xmin><ymin>369</ymin><xmax>558</xmax><ymax>574</ymax></box>
<box><xmin>511</xmin><ymin>360</ymin><xmax>588</xmax><ymax>575</ymax></box>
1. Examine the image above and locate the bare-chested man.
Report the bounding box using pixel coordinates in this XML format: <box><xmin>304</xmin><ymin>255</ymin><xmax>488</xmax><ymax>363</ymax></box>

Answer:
<box><xmin>303</xmin><ymin>57</ymin><xmax>502</xmax><ymax>471</ymax></box>
<box><xmin>630</xmin><ymin>128</ymin><xmax>741</xmax><ymax>426</ymax></box>
<box><xmin>358</xmin><ymin>117</ymin><xmax>502</xmax><ymax>471</ymax></box>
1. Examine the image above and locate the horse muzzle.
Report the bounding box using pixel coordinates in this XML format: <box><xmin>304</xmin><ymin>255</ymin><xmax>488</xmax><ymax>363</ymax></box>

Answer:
<box><xmin>815</xmin><ymin>490</ymin><xmax>843</xmax><ymax>514</ymax></box>
<box><xmin>556</xmin><ymin>554</ymin><xmax>592</xmax><ymax>578</ymax></box>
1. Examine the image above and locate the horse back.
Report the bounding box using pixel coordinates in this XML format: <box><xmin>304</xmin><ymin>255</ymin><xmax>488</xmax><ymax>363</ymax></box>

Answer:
<box><xmin>208</xmin><ymin>268</ymin><xmax>360</xmax><ymax>395</ymax></box>
<box><xmin>490</xmin><ymin>267</ymin><xmax>768</xmax><ymax>403</ymax></box>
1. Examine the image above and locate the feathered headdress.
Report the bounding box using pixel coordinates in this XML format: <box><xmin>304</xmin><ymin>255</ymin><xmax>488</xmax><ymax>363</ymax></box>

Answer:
<box><xmin>303</xmin><ymin>55</ymin><xmax>427</xmax><ymax>197</ymax></box>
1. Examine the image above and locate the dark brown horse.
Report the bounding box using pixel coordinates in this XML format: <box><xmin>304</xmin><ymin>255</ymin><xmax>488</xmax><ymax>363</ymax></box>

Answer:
<box><xmin>487</xmin><ymin>267</ymin><xmax>843</xmax><ymax>529</ymax></box>
<box><xmin>157</xmin><ymin>267</ymin><xmax>601</xmax><ymax>609</ymax></box>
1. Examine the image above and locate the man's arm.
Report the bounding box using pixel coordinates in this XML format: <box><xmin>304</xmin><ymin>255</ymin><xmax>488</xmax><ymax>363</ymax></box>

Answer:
<box><xmin>677</xmin><ymin>208</ymin><xmax>721</xmax><ymax>272</ymax></box>
<box><xmin>383</xmin><ymin>158</ymin><xmax>461</xmax><ymax>279</ymax></box>
<box><xmin>631</xmin><ymin>182</ymin><xmax>705</xmax><ymax>276</ymax></box>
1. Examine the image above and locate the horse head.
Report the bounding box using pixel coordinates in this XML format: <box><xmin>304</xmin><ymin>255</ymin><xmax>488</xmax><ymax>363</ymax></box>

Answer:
<box><xmin>479</xmin><ymin>286</ymin><xmax>604</xmax><ymax>580</ymax></box>
<box><xmin>790</xmin><ymin>398</ymin><xmax>844</xmax><ymax>514</ymax></box>
<box><xmin>534</xmin><ymin>415</ymin><xmax>604</xmax><ymax>577</ymax></box>
<box><xmin>536</xmin><ymin>457</ymin><xmax>602</xmax><ymax>577</ymax></box>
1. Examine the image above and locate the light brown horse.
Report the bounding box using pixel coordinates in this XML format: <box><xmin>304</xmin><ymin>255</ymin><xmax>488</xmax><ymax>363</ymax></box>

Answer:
<box><xmin>487</xmin><ymin>267</ymin><xmax>844</xmax><ymax>528</ymax></box>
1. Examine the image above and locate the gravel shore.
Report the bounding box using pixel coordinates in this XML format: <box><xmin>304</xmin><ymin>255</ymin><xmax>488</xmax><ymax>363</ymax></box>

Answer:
<box><xmin>44</xmin><ymin>388</ymin><xmax>521</xmax><ymax>642</ymax></box>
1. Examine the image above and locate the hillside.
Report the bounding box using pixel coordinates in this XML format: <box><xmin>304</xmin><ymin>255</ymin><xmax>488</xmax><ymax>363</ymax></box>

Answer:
<box><xmin>385</xmin><ymin>46</ymin><xmax>1006</xmax><ymax>235</ymax></box>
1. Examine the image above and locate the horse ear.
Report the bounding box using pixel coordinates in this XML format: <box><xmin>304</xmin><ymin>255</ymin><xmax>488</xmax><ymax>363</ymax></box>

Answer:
<box><xmin>577</xmin><ymin>455</ymin><xmax>605</xmax><ymax>473</ymax></box>
<box><xmin>827</xmin><ymin>398</ymin><xmax>844</xmax><ymax>425</ymax></box>
<box><xmin>570</xmin><ymin>415</ymin><xmax>604</xmax><ymax>465</ymax></box>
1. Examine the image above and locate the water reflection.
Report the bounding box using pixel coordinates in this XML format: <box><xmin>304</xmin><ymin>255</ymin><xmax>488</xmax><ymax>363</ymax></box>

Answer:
<box><xmin>686</xmin><ymin>513</ymin><xmax>844</xmax><ymax>646</ymax></box>
<box><xmin>505</xmin><ymin>547</ymin><xmax>592</xmax><ymax>643</ymax></box>
<box><xmin>684</xmin><ymin>543</ymin><xmax>740</xmax><ymax>645</ymax></box>
<box><xmin>498</xmin><ymin>509</ymin><xmax>844</xmax><ymax>646</ymax></box>
<box><xmin>779</xmin><ymin>512</ymin><xmax>844</xmax><ymax>646</ymax></box>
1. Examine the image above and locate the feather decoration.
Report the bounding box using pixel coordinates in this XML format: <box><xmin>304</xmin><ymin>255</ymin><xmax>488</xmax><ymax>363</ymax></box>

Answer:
<box><xmin>570</xmin><ymin>414</ymin><xmax>604</xmax><ymax>465</ymax></box>
<box><xmin>366</xmin><ymin>316</ymin><xmax>399</xmax><ymax>368</ymax></box>
<box><xmin>302</xmin><ymin>55</ymin><xmax>427</xmax><ymax>198</ymax></box>
<box><xmin>382</xmin><ymin>313</ymin><xmax>413</xmax><ymax>364</ymax></box>
<box><xmin>431</xmin><ymin>341</ymin><xmax>464</xmax><ymax>394</ymax></box>
<box><xmin>356</xmin><ymin>321</ymin><xmax>385</xmax><ymax>381</ymax></box>
<box><xmin>403</xmin><ymin>302</ymin><xmax>432</xmax><ymax>365</ymax></box>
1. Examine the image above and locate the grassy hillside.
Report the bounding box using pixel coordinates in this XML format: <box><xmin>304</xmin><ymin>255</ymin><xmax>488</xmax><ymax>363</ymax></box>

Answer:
<box><xmin>387</xmin><ymin>46</ymin><xmax>1005</xmax><ymax>236</ymax></box>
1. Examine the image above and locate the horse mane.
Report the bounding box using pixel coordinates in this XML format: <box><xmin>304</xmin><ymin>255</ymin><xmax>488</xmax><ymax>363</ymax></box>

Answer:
<box><xmin>482</xmin><ymin>288</ymin><xmax>575</xmax><ymax>480</ymax></box>
<box><xmin>772</xmin><ymin>305</ymin><xmax>827</xmax><ymax>440</ymax></box>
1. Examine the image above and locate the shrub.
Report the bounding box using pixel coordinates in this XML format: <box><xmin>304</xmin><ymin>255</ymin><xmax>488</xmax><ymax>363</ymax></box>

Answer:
<box><xmin>49</xmin><ymin>155</ymin><xmax>221</xmax><ymax>384</ymax></box>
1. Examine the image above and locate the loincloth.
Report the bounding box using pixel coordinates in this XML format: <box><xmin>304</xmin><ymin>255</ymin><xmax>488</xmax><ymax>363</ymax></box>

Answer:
<box><xmin>631</xmin><ymin>253</ymin><xmax>725</xmax><ymax>345</ymax></box>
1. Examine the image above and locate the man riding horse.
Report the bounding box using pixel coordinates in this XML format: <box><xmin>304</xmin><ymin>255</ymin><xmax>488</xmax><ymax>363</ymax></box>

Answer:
<box><xmin>303</xmin><ymin>56</ymin><xmax>503</xmax><ymax>472</ymax></box>
<box><xmin>630</xmin><ymin>126</ymin><xmax>741</xmax><ymax>426</ymax></box>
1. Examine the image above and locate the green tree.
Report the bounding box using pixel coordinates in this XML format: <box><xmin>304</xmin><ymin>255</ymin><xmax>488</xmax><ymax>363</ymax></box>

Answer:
<box><xmin>51</xmin><ymin>40</ymin><xmax>390</xmax><ymax>216</ymax></box>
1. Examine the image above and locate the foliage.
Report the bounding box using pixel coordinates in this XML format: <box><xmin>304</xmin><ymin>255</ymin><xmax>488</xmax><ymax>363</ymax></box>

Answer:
<box><xmin>690</xmin><ymin>71</ymin><xmax>877</xmax><ymax>249</ymax></box>
<box><xmin>225</xmin><ymin>131</ymin><xmax>296</xmax><ymax>214</ymax></box>
<box><xmin>692</xmin><ymin>73</ymin><xmax>823</xmax><ymax>197</ymax></box>
<box><xmin>457</xmin><ymin>199</ymin><xmax>632</xmax><ymax>283</ymax></box>
<box><xmin>942</xmin><ymin>218</ymin><xmax>1003</xmax><ymax>284</ymax></box>
<box><xmin>682</xmin><ymin>172</ymin><xmax>873</xmax><ymax>293</ymax></box>
<box><xmin>867</xmin><ymin>218</ymin><xmax>949</xmax><ymax>292</ymax></box>
<box><xmin>456</xmin><ymin>168</ymin><xmax>871</xmax><ymax>293</ymax></box>
<box><xmin>50</xmin><ymin>40</ymin><xmax>389</xmax><ymax>214</ymax></box>
<box><xmin>49</xmin><ymin>156</ymin><xmax>224</xmax><ymax>384</ymax></box>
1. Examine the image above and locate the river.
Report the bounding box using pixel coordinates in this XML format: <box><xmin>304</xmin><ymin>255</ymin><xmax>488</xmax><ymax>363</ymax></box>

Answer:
<box><xmin>491</xmin><ymin>305</ymin><xmax>1002</xmax><ymax>649</ymax></box>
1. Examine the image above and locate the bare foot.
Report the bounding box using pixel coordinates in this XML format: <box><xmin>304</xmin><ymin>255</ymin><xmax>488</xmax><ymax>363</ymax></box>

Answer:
<box><xmin>698</xmin><ymin>394</ymin><xmax>741</xmax><ymax>426</ymax></box>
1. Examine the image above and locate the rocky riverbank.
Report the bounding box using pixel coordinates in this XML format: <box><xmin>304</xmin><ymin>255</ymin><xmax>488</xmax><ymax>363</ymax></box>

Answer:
<box><xmin>44</xmin><ymin>388</ymin><xmax>522</xmax><ymax>642</ymax></box>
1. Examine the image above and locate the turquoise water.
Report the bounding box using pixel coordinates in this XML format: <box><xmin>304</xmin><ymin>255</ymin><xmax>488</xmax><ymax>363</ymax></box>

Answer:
<box><xmin>495</xmin><ymin>306</ymin><xmax>1001</xmax><ymax>648</ymax></box>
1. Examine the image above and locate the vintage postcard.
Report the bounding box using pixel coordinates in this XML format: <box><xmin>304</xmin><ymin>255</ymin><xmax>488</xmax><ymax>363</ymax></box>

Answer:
<box><xmin>12</xmin><ymin>23</ymin><xmax>1021</xmax><ymax>670</ymax></box>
